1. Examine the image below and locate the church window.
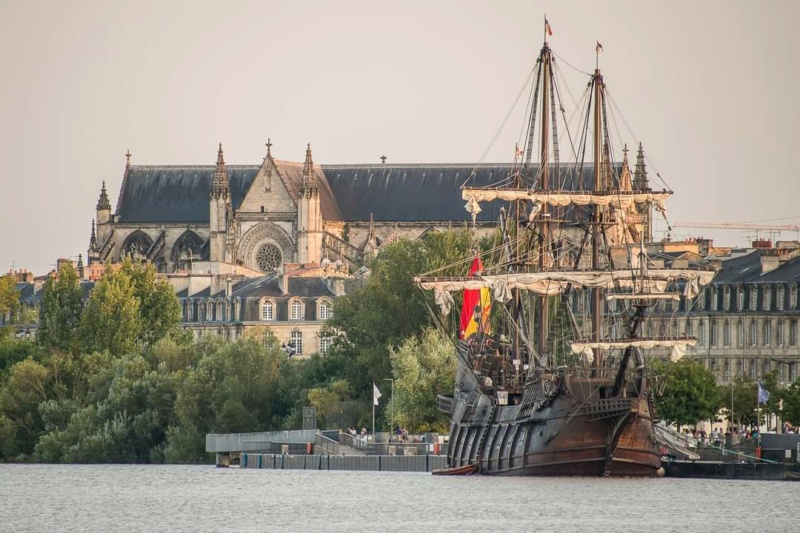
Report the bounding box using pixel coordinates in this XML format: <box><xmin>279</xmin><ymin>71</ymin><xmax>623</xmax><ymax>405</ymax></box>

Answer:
<box><xmin>319</xmin><ymin>300</ymin><xmax>333</xmax><ymax>320</ymax></box>
<box><xmin>709</xmin><ymin>321</ymin><xmax>718</xmax><ymax>347</ymax></box>
<box><xmin>777</xmin><ymin>321</ymin><xmax>785</xmax><ymax>346</ymax></box>
<box><xmin>723</xmin><ymin>321</ymin><xmax>731</xmax><ymax>347</ymax></box>
<box><xmin>121</xmin><ymin>230</ymin><xmax>153</xmax><ymax>260</ymax></box>
<box><xmin>791</xmin><ymin>320</ymin><xmax>798</xmax><ymax>346</ymax></box>
<box><xmin>750</xmin><ymin>321</ymin><xmax>757</xmax><ymax>346</ymax></box>
<box><xmin>261</xmin><ymin>301</ymin><xmax>274</xmax><ymax>321</ymax></box>
<box><xmin>290</xmin><ymin>330</ymin><xmax>303</xmax><ymax>355</ymax></box>
<box><xmin>256</xmin><ymin>243</ymin><xmax>282</xmax><ymax>272</ymax></box>
<box><xmin>291</xmin><ymin>300</ymin><xmax>304</xmax><ymax>320</ymax></box>
<box><xmin>763</xmin><ymin>322</ymin><xmax>771</xmax><ymax>346</ymax></box>
<box><xmin>698</xmin><ymin>320</ymin><xmax>705</xmax><ymax>346</ymax></box>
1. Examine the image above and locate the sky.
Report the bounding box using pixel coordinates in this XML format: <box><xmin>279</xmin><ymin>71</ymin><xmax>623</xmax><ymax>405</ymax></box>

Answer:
<box><xmin>1</xmin><ymin>0</ymin><xmax>799</xmax><ymax>275</ymax></box>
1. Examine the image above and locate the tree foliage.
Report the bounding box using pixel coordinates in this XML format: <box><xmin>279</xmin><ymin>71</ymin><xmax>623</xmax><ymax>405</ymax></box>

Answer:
<box><xmin>389</xmin><ymin>328</ymin><xmax>455</xmax><ymax>433</ymax></box>
<box><xmin>79</xmin><ymin>259</ymin><xmax>180</xmax><ymax>355</ymax></box>
<box><xmin>324</xmin><ymin>230</ymin><xmax>473</xmax><ymax>406</ymax></box>
<box><xmin>654</xmin><ymin>359</ymin><xmax>723</xmax><ymax>427</ymax></box>
<box><xmin>37</xmin><ymin>264</ymin><xmax>83</xmax><ymax>351</ymax></box>
<box><xmin>0</xmin><ymin>275</ymin><xmax>20</xmax><ymax>341</ymax></box>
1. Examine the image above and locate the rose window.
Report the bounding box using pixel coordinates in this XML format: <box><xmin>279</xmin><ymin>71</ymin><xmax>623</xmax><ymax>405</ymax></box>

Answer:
<box><xmin>256</xmin><ymin>243</ymin><xmax>282</xmax><ymax>272</ymax></box>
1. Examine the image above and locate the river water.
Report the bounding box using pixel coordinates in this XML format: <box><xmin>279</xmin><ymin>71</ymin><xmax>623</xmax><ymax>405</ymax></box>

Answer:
<box><xmin>1</xmin><ymin>464</ymin><xmax>798</xmax><ymax>532</ymax></box>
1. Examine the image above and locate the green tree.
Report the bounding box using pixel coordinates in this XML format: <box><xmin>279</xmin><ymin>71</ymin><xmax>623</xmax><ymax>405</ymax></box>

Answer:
<box><xmin>0</xmin><ymin>274</ymin><xmax>20</xmax><ymax>341</ymax></box>
<box><xmin>0</xmin><ymin>358</ymin><xmax>50</xmax><ymax>459</ymax></box>
<box><xmin>79</xmin><ymin>266</ymin><xmax>141</xmax><ymax>355</ymax></box>
<box><xmin>654</xmin><ymin>359</ymin><xmax>723</xmax><ymax>427</ymax></box>
<box><xmin>779</xmin><ymin>379</ymin><xmax>800</xmax><ymax>426</ymax></box>
<box><xmin>37</xmin><ymin>264</ymin><xmax>83</xmax><ymax>351</ymax></box>
<box><xmin>307</xmin><ymin>379</ymin><xmax>357</xmax><ymax>429</ymax></box>
<box><xmin>389</xmin><ymin>328</ymin><xmax>456</xmax><ymax>433</ymax></box>
<box><xmin>166</xmin><ymin>337</ymin><xmax>283</xmax><ymax>462</ymax></box>
<box><xmin>78</xmin><ymin>259</ymin><xmax>181</xmax><ymax>356</ymax></box>
<box><xmin>324</xmin><ymin>230</ymin><xmax>473</xmax><ymax>405</ymax></box>
<box><xmin>119</xmin><ymin>259</ymin><xmax>182</xmax><ymax>346</ymax></box>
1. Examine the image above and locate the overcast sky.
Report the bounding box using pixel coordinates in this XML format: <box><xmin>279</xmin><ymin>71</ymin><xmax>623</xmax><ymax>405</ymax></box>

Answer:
<box><xmin>1</xmin><ymin>0</ymin><xmax>798</xmax><ymax>275</ymax></box>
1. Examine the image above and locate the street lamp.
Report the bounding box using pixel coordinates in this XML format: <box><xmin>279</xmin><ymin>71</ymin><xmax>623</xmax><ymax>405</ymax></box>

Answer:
<box><xmin>383</xmin><ymin>378</ymin><xmax>394</xmax><ymax>435</ymax></box>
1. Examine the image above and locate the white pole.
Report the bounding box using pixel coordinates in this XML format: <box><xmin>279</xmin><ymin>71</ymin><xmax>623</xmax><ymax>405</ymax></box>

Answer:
<box><xmin>372</xmin><ymin>382</ymin><xmax>376</xmax><ymax>444</ymax></box>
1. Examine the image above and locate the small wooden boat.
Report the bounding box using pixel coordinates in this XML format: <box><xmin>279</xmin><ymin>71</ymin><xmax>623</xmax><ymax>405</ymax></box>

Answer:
<box><xmin>432</xmin><ymin>464</ymin><xmax>478</xmax><ymax>476</ymax></box>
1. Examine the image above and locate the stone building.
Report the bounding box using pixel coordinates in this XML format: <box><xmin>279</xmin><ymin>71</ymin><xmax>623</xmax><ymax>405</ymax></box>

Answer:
<box><xmin>681</xmin><ymin>245</ymin><xmax>800</xmax><ymax>385</ymax></box>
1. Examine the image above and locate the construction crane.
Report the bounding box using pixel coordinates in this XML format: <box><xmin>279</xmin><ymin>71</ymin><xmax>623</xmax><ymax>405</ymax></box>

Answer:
<box><xmin>673</xmin><ymin>222</ymin><xmax>800</xmax><ymax>232</ymax></box>
<box><xmin>671</xmin><ymin>222</ymin><xmax>800</xmax><ymax>245</ymax></box>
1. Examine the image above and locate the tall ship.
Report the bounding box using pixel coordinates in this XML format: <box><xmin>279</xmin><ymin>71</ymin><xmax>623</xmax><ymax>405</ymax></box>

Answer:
<box><xmin>415</xmin><ymin>24</ymin><xmax>714</xmax><ymax>476</ymax></box>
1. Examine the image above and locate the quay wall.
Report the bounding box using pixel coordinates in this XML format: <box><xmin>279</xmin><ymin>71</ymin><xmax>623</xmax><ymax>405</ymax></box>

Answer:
<box><xmin>239</xmin><ymin>453</ymin><xmax>448</xmax><ymax>473</ymax></box>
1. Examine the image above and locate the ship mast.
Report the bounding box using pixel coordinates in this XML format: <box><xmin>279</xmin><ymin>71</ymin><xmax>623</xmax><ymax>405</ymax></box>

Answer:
<box><xmin>537</xmin><ymin>38</ymin><xmax>552</xmax><ymax>359</ymax></box>
<box><xmin>591</xmin><ymin>63</ymin><xmax>604</xmax><ymax>369</ymax></box>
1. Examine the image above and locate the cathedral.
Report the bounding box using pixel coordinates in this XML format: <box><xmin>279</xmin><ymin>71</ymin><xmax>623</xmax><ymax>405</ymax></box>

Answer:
<box><xmin>87</xmin><ymin>142</ymin><xmax>517</xmax><ymax>274</ymax></box>
<box><xmin>87</xmin><ymin>140</ymin><xmax>654</xmax><ymax>276</ymax></box>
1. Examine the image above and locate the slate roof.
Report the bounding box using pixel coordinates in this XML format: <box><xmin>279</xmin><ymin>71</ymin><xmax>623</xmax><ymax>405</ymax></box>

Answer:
<box><xmin>116</xmin><ymin>166</ymin><xmax>259</xmax><ymax>223</ymax></box>
<box><xmin>710</xmin><ymin>251</ymin><xmax>764</xmax><ymax>284</ymax></box>
<box><xmin>114</xmin><ymin>161</ymin><xmax>616</xmax><ymax>224</ymax></box>
<box><xmin>321</xmin><ymin>163</ymin><xmax>612</xmax><ymax>222</ymax></box>
<box><xmin>224</xmin><ymin>275</ymin><xmax>335</xmax><ymax>299</ymax></box>
<box><xmin>756</xmin><ymin>255</ymin><xmax>800</xmax><ymax>283</ymax></box>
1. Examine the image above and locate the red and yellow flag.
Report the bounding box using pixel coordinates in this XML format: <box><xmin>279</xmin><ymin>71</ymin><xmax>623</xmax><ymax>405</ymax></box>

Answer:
<box><xmin>460</xmin><ymin>256</ymin><xmax>492</xmax><ymax>339</ymax></box>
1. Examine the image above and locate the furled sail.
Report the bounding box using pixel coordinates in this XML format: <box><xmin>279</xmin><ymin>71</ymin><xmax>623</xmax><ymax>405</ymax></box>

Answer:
<box><xmin>570</xmin><ymin>338</ymin><xmax>697</xmax><ymax>361</ymax></box>
<box><xmin>416</xmin><ymin>270</ymin><xmax>714</xmax><ymax>294</ymax></box>
<box><xmin>463</xmin><ymin>188</ymin><xmax>672</xmax><ymax>217</ymax></box>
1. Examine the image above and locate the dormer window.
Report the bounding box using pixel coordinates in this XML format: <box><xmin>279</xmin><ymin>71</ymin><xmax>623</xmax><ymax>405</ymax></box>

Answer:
<box><xmin>261</xmin><ymin>301</ymin><xmax>274</xmax><ymax>321</ymax></box>
<box><xmin>791</xmin><ymin>285</ymin><xmax>798</xmax><ymax>308</ymax></box>
<box><xmin>750</xmin><ymin>287</ymin><xmax>758</xmax><ymax>310</ymax></box>
<box><xmin>737</xmin><ymin>289</ymin><xmax>745</xmax><ymax>311</ymax></box>
<box><xmin>764</xmin><ymin>289</ymin><xmax>772</xmax><ymax>311</ymax></box>
<box><xmin>319</xmin><ymin>300</ymin><xmax>333</xmax><ymax>320</ymax></box>
<box><xmin>290</xmin><ymin>300</ymin><xmax>304</xmax><ymax>320</ymax></box>
<box><xmin>777</xmin><ymin>286</ymin><xmax>785</xmax><ymax>310</ymax></box>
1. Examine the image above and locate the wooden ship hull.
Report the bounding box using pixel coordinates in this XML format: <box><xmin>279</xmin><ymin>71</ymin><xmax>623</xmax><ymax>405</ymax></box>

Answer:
<box><xmin>440</xmin><ymin>345</ymin><xmax>661</xmax><ymax>477</ymax></box>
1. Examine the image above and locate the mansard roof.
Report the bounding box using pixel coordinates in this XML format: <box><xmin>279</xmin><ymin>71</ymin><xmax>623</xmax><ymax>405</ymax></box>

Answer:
<box><xmin>225</xmin><ymin>275</ymin><xmax>335</xmax><ymax>299</ymax></box>
<box><xmin>114</xmin><ymin>161</ymin><xmax>612</xmax><ymax>224</ymax></box>
<box><xmin>710</xmin><ymin>250</ymin><xmax>765</xmax><ymax>284</ymax></box>
<box><xmin>756</xmin><ymin>255</ymin><xmax>800</xmax><ymax>283</ymax></box>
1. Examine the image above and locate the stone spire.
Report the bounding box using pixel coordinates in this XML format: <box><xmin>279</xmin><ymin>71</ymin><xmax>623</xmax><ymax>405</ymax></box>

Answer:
<box><xmin>633</xmin><ymin>142</ymin><xmax>649</xmax><ymax>191</ymax></box>
<box><xmin>210</xmin><ymin>143</ymin><xmax>230</xmax><ymax>199</ymax></box>
<box><xmin>89</xmin><ymin>219</ymin><xmax>97</xmax><ymax>250</ymax></box>
<box><xmin>96</xmin><ymin>181</ymin><xmax>111</xmax><ymax>211</ymax></box>
<box><xmin>619</xmin><ymin>144</ymin><xmax>633</xmax><ymax>191</ymax></box>
<box><xmin>301</xmin><ymin>143</ymin><xmax>318</xmax><ymax>197</ymax></box>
